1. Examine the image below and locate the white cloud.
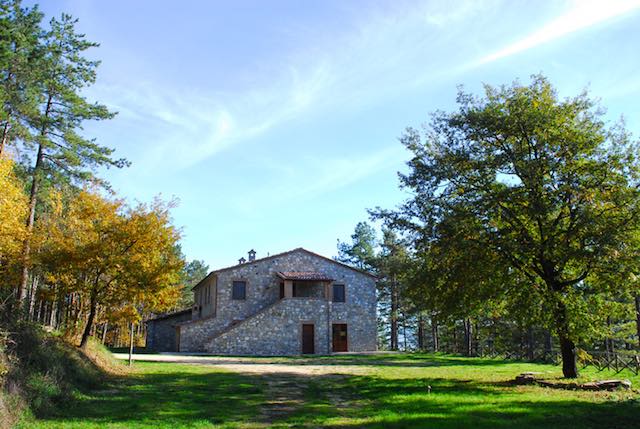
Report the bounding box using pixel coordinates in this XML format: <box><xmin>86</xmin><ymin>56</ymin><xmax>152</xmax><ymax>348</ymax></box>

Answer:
<box><xmin>478</xmin><ymin>0</ymin><xmax>640</xmax><ymax>65</ymax></box>
<box><xmin>90</xmin><ymin>1</ymin><xmax>495</xmax><ymax>171</ymax></box>
<box><xmin>93</xmin><ymin>0</ymin><xmax>640</xmax><ymax>173</ymax></box>
<box><xmin>227</xmin><ymin>145</ymin><xmax>406</xmax><ymax>216</ymax></box>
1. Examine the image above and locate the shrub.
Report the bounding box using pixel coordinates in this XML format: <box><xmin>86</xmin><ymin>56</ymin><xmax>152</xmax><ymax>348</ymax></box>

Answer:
<box><xmin>0</xmin><ymin>319</ymin><xmax>124</xmax><ymax>423</ymax></box>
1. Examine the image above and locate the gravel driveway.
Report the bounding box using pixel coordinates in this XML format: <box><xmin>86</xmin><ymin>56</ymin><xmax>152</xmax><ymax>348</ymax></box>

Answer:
<box><xmin>111</xmin><ymin>352</ymin><xmax>375</xmax><ymax>376</ymax></box>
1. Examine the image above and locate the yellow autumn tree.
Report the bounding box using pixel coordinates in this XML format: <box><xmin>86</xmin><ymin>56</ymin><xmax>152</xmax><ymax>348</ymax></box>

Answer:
<box><xmin>40</xmin><ymin>190</ymin><xmax>184</xmax><ymax>347</ymax></box>
<box><xmin>0</xmin><ymin>156</ymin><xmax>27</xmax><ymax>289</ymax></box>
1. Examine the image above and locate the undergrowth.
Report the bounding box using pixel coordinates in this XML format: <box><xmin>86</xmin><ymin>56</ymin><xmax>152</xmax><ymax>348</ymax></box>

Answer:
<box><xmin>0</xmin><ymin>320</ymin><xmax>124</xmax><ymax>428</ymax></box>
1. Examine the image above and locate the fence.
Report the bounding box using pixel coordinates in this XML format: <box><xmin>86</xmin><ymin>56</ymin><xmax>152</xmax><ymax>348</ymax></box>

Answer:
<box><xmin>477</xmin><ymin>347</ymin><xmax>640</xmax><ymax>375</ymax></box>
<box><xmin>581</xmin><ymin>351</ymin><xmax>640</xmax><ymax>375</ymax></box>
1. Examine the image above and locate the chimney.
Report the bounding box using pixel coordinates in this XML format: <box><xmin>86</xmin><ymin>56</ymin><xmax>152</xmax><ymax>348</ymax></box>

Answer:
<box><xmin>238</xmin><ymin>257</ymin><xmax>246</xmax><ymax>264</ymax></box>
<box><xmin>248</xmin><ymin>249</ymin><xmax>256</xmax><ymax>262</ymax></box>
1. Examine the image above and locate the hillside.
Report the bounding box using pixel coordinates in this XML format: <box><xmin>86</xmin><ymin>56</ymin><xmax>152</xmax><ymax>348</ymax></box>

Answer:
<box><xmin>0</xmin><ymin>321</ymin><xmax>124</xmax><ymax>428</ymax></box>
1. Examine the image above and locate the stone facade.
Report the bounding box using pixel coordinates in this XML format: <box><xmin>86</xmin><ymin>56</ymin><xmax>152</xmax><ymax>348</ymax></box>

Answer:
<box><xmin>145</xmin><ymin>309</ymin><xmax>192</xmax><ymax>352</ymax></box>
<box><xmin>152</xmin><ymin>248</ymin><xmax>377</xmax><ymax>355</ymax></box>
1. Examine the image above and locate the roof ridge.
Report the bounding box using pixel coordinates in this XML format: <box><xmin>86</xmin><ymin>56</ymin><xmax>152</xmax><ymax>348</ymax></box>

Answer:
<box><xmin>192</xmin><ymin>247</ymin><xmax>375</xmax><ymax>290</ymax></box>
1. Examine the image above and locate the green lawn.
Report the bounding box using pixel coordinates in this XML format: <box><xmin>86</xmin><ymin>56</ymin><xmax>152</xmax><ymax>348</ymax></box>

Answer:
<box><xmin>19</xmin><ymin>354</ymin><xmax>640</xmax><ymax>429</ymax></box>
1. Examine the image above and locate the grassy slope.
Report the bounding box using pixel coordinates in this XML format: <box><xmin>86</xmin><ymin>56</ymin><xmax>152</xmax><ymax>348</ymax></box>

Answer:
<box><xmin>1</xmin><ymin>322</ymin><xmax>127</xmax><ymax>428</ymax></box>
<box><xmin>22</xmin><ymin>354</ymin><xmax>640</xmax><ymax>429</ymax></box>
<box><xmin>18</xmin><ymin>362</ymin><xmax>265</xmax><ymax>429</ymax></box>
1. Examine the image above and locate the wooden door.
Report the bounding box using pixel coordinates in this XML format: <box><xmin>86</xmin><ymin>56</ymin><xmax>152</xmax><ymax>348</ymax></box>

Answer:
<box><xmin>332</xmin><ymin>324</ymin><xmax>348</xmax><ymax>352</ymax></box>
<box><xmin>302</xmin><ymin>324</ymin><xmax>315</xmax><ymax>354</ymax></box>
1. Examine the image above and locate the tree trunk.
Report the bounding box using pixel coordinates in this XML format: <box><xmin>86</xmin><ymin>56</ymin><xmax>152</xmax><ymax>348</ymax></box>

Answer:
<box><xmin>463</xmin><ymin>319</ymin><xmax>472</xmax><ymax>356</ymax></box>
<box><xmin>527</xmin><ymin>327</ymin><xmax>535</xmax><ymax>361</ymax></box>
<box><xmin>18</xmin><ymin>95</ymin><xmax>52</xmax><ymax>310</ymax></box>
<box><xmin>491</xmin><ymin>319</ymin><xmax>497</xmax><ymax>356</ymax></box>
<box><xmin>635</xmin><ymin>294</ymin><xmax>640</xmax><ymax>349</ymax></box>
<box><xmin>548</xmin><ymin>282</ymin><xmax>579</xmax><ymax>378</ymax></box>
<box><xmin>390</xmin><ymin>278</ymin><xmax>398</xmax><ymax>350</ymax></box>
<box><xmin>559</xmin><ymin>335</ymin><xmax>578</xmax><ymax>378</ymax></box>
<box><xmin>417</xmin><ymin>313</ymin><xmax>425</xmax><ymax>350</ymax></box>
<box><xmin>606</xmin><ymin>316</ymin><xmax>614</xmax><ymax>357</ymax></box>
<box><xmin>101</xmin><ymin>322</ymin><xmax>109</xmax><ymax>344</ymax></box>
<box><xmin>18</xmin><ymin>141</ymin><xmax>42</xmax><ymax>308</ymax></box>
<box><xmin>401</xmin><ymin>311</ymin><xmax>407</xmax><ymax>351</ymax></box>
<box><xmin>28</xmin><ymin>275</ymin><xmax>39</xmax><ymax>321</ymax></box>
<box><xmin>452</xmin><ymin>323</ymin><xmax>457</xmax><ymax>353</ymax></box>
<box><xmin>554</xmin><ymin>299</ymin><xmax>578</xmax><ymax>378</ymax></box>
<box><xmin>431</xmin><ymin>317</ymin><xmax>439</xmax><ymax>353</ymax></box>
<box><xmin>79</xmin><ymin>290</ymin><xmax>98</xmax><ymax>348</ymax></box>
<box><xmin>128</xmin><ymin>321</ymin><xmax>135</xmax><ymax>366</ymax></box>
<box><xmin>0</xmin><ymin>121</ymin><xmax>9</xmax><ymax>156</ymax></box>
<box><xmin>474</xmin><ymin>321</ymin><xmax>479</xmax><ymax>356</ymax></box>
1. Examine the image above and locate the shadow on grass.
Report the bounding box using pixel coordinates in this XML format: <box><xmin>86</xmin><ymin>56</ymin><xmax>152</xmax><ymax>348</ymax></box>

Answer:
<box><xmin>33</xmin><ymin>361</ymin><xmax>640</xmax><ymax>429</ymax></box>
<box><xmin>41</xmin><ymin>367</ymin><xmax>265</xmax><ymax>427</ymax></box>
<box><xmin>281</xmin><ymin>373</ymin><xmax>640</xmax><ymax>429</ymax></box>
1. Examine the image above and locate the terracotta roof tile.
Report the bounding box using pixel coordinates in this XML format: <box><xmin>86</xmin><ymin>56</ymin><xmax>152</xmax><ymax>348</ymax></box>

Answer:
<box><xmin>276</xmin><ymin>271</ymin><xmax>334</xmax><ymax>281</ymax></box>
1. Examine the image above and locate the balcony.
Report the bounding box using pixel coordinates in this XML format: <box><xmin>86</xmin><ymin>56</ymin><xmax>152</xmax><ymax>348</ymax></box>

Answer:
<box><xmin>276</xmin><ymin>271</ymin><xmax>334</xmax><ymax>300</ymax></box>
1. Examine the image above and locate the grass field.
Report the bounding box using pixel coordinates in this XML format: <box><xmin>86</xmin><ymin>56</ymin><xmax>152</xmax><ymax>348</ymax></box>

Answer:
<box><xmin>19</xmin><ymin>353</ymin><xmax>640</xmax><ymax>429</ymax></box>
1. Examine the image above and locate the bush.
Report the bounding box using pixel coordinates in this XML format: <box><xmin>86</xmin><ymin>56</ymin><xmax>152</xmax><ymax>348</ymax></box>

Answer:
<box><xmin>0</xmin><ymin>319</ymin><xmax>123</xmax><ymax>424</ymax></box>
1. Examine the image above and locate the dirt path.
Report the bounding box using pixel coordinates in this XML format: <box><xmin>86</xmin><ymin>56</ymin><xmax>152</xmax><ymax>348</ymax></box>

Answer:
<box><xmin>258</xmin><ymin>374</ymin><xmax>305</xmax><ymax>423</ymax></box>
<box><xmin>112</xmin><ymin>353</ymin><xmax>365</xmax><ymax>424</ymax></box>
<box><xmin>111</xmin><ymin>353</ymin><xmax>375</xmax><ymax>376</ymax></box>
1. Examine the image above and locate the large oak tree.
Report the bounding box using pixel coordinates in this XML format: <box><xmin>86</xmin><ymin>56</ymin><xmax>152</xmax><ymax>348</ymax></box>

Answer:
<box><xmin>374</xmin><ymin>75</ymin><xmax>640</xmax><ymax>377</ymax></box>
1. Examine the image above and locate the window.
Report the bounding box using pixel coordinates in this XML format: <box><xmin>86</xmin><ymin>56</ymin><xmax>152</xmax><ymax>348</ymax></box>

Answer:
<box><xmin>293</xmin><ymin>282</ymin><xmax>314</xmax><ymax>297</ymax></box>
<box><xmin>332</xmin><ymin>284</ymin><xmax>345</xmax><ymax>303</ymax></box>
<box><xmin>279</xmin><ymin>282</ymin><xmax>285</xmax><ymax>299</ymax></box>
<box><xmin>232</xmin><ymin>281</ymin><xmax>246</xmax><ymax>300</ymax></box>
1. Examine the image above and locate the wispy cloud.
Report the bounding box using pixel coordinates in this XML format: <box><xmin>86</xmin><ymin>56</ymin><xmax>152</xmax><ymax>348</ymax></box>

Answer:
<box><xmin>90</xmin><ymin>1</ymin><xmax>492</xmax><ymax>171</ymax></box>
<box><xmin>226</xmin><ymin>145</ymin><xmax>407</xmax><ymax>217</ymax></box>
<box><xmin>92</xmin><ymin>64</ymin><xmax>333</xmax><ymax>170</ymax></box>
<box><xmin>478</xmin><ymin>0</ymin><xmax>640</xmax><ymax>65</ymax></box>
<box><xmin>92</xmin><ymin>0</ymin><xmax>639</xmax><ymax>175</ymax></box>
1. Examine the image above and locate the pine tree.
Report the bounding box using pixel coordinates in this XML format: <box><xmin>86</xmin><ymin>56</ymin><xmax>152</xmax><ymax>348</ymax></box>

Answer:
<box><xmin>17</xmin><ymin>13</ymin><xmax>127</xmax><ymax>309</ymax></box>
<box><xmin>0</xmin><ymin>0</ymin><xmax>42</xmax><ymax>155</ymax></box>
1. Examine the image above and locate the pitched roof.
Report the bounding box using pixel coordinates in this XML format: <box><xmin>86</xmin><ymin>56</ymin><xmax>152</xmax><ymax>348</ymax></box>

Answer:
<box><xmin>276</xmin><ymin>271</ymin><xmax>334</xmax><ymax>281</ymax></box>
<box><xmin>144</xmin><ymin>308</ymin><xmax>191</xmax><ymax>323</ymax></box>
<box><xmin>192</xmin><ymin>247</ymin><xmax>376</xmax><ymax>290</ymax></box>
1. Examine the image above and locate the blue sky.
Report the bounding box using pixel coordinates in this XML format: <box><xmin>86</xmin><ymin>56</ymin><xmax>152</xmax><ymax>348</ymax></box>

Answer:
<box><xmin>31</xmin><ymin>0</ymin><xmax>640</xmax><ymax>269</ymax></box>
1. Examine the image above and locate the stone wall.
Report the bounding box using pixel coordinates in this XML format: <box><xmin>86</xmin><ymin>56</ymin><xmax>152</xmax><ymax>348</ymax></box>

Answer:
<box><xmin>145</xmin><ymin>310</ymin><xmax>192</xmax><ymax>352</ymax></box>
<box><xmin>205</xmin><ymin>298</ymin><xmax>331</xmax><ymax>355</ymax></box>
<box><xmin>179</xmin><ymin>248</ymin><xmax>377</xmax><ymax>354</ymax></box>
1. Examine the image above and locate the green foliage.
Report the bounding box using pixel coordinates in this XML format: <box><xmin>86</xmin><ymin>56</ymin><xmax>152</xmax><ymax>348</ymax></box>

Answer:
<box><xmin>28</xmin><ymin>13</ymin><xmax>127</xmax><ymax>185</ymax></box>
<box><xmin>0</xmin><ymin>0</ymin><xmax>43</xmax><ymax>154</ymax></box>
<box><xmin>336</xmin><ymin>221</ymin><xmax>377</xmax><ymax>270</ymax></box>
<box><xmin>373</xmin><ymin>75</ymin><xmax>640</xmax><ymax>376</ymax></box>
<box><xmin>178</xmin><ymin>258</ymin><xmax>209</xmax><ymax>307</ymax></box>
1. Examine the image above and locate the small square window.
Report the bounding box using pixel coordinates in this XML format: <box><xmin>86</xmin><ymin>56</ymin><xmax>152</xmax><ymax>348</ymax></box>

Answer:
<box><xmin>232</xmin><ymin>281</ymin><xmax>246</xmax><ymax>300</ymax></box>
<box><xmin>332</xmin><ymin>284</ymin><xmax>345</xmax><ymax>303</ymax></box>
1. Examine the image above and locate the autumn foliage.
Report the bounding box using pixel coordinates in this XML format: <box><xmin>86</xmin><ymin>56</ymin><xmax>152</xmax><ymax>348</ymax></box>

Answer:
<box><xmin>0</xmin><ymin>1</ymin><xmax>187</xmax><ymax>347</ymax></box>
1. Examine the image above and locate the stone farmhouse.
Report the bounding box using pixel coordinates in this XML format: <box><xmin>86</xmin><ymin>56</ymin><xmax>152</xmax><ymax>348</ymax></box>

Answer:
<box><xmin>146</xmin><ymin>248</ymin><xmax>377</xmax><ymax>355</ymax></box>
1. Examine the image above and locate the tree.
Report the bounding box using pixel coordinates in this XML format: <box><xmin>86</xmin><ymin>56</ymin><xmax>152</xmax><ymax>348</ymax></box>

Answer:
<box><xmin>0</xmin><ymin>155</ymin><xmax>27</xmax><ymax>285</ymax></box>
<box><xmin>336</xmin><ymin>222</ymin><xmax>377</xmax><ymax>271</ymax></box>
<box><xmin>0</xmin><ymin>0</ymin><xmax>42</xmax><ymax>155</ymax></box>
<box><xmin>41</xmin><ymin>191</ymin><xmax>184</xmax><ymax>348</ymax></box>
<box><xmin>374</xmin><ymin>75</ymin><xmax>640</xmax><ymax>377</ymax></box>
<box><xmin>17</xmin><ymin>13</ymin><xmax>127</xmax><ymax>309</ymax></box>
<box><xmin>174</xmin><ymin>256</ymin><xmax>208</xmax><ymax>308</ymax></box>
<box><xmin>376</xmin><ymin>229</ymin><xmax>411</xmax><ymax>350</ymax></box>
